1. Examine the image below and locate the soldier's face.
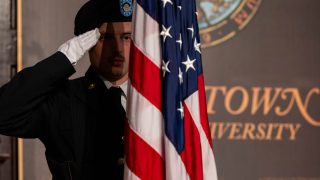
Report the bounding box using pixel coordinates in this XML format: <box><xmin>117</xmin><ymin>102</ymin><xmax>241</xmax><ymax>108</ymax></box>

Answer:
<box><xmin>89</xmin><ymin>22</ymin><xmax>132</xmax><ymax>84</ymax></box>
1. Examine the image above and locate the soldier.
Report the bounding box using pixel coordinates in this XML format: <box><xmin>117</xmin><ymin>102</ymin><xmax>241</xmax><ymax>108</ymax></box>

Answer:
<box><xmin>0</xmin><ymin>0</ymin><xmax>133</xmax><ymax>179</ymax></box>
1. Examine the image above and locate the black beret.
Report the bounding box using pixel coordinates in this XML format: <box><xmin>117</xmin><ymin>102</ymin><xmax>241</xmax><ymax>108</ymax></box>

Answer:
<box><xmin>74</xmin><ymin>0</ymin><xmax>133</xmax><ymax>35</ymax></box>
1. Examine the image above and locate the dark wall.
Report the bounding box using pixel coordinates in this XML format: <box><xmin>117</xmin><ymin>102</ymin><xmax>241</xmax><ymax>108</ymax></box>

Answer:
<box><xmin>199</xmin><ymin>0</ymin><xmax>320</xmax><ymax>179</ymax></box>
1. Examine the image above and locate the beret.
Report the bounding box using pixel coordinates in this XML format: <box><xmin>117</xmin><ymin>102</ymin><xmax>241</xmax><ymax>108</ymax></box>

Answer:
<box><xmin>74</xmin><ymin>0</ymin><xmax>133</xmax><ymax>35</ymax></box>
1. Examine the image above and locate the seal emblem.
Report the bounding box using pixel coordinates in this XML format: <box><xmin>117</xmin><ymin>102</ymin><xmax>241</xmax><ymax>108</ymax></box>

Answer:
<box><xmin>197</xmin><ymin>0</ymin><xmax>262</xmax><ymax>48</ymax></box>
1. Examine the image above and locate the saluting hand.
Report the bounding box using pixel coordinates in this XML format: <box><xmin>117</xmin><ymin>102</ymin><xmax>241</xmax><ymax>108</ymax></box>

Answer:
<box><xmin>58</xmin><ymin>28</ymin><xmax>100</xmax><ymax>65</ymax></box>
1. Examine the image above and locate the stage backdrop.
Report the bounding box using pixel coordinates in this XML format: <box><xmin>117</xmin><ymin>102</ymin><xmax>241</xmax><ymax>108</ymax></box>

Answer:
<box><xmin>198</xmin><ymin>0</ymin><xmax>320</xmax><ymax>179</ymax></box>
<box><xmin>21</xmin><ymin>0</ymin><xmax>320</xmax><ymax>179</ymax></box>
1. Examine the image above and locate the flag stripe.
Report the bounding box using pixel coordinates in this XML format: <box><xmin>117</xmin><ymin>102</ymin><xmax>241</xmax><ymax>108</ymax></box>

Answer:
<box><xmin>164</xmin><ymin>136</ymin><xmax>190</xmax><ymax>180</ymax></box>
<box><xmin>133</xmin><ymin>4</ymin><xmax>161</xmax><ymax>69</ymax></box>
<box><xmin>198</xmin><ymin>75</ymin><xmax>213</xmax><ymax>147</ymax></box>
<box><xmin>136</xmin><ymin>0</ymin><xmax>160</xmax><ymax>23</ymax></box>
<box><xmin>180</xmin><ymin>103</ymin><xmax>204</xmax><ymax>180</ymax></box>
<box><xmin>127</xmin><ymin>84</ymin><xmax>164</xmax><ymax>156</ymax></box>
<box><xmin>129</xmin><ymin>44</ymin><xmax>162</xmax><ymax>111</ymax></box>
<box><xmin>124</xmin><ymin>164</ymin><xmax>141</xmax><ymax>180</ymax></box>
<box><xmin>185</xmin><ymin>92</ymin><xmax>218</xmax><ymax>180</ymax></box>
<box><xmin>128</xmin><ymin>2</ymin><xmax>165</xmax><ymax>179</ymax></box>
<box><xmin>125</xmin><ymin>121</ymin><xmax>165</xmax><ymax>180</ymax></box>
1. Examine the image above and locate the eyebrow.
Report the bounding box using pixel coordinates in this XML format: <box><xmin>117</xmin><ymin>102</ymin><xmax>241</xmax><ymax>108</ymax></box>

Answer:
<box><xmin>122</xmin><ymin>32</ymin><xmax>132</xmax><ymax>36</ymax></box>
<box><xmin>102</xmin><ymin>32</ymin><xmax>132</xmax><ymax>35</ymax></box>
<box><xmin>101</xmin><ymin>32</ymin><xmax>132</xmax><ymax>34</ymax></box>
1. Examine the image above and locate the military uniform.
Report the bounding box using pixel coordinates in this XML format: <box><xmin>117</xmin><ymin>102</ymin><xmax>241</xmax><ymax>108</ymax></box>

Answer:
<box><xmin>0</xmin><ymin>52</ymin><xmax>127</xmax><ymax>179</ymax></box>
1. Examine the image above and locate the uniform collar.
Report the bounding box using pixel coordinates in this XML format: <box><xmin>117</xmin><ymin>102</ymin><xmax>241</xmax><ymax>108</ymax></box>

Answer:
<box><xmin>99</xmin><ymin>76</ymin><xmax>128</xmax><ymax>97</ymax></box>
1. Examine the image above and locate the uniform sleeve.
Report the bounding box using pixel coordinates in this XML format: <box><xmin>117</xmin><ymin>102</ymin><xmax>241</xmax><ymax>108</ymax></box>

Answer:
<box><xmin>0</xmin><ymin>52</ymin><xmax>76</xmax><ymax>138</ymax></box>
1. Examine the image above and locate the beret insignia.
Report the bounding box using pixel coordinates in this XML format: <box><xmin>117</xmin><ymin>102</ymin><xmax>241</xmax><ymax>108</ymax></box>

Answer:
<box><xmin>120</xmin><ymin>0</ymin><xmax>133</xmax><ymax>17</ymax></box>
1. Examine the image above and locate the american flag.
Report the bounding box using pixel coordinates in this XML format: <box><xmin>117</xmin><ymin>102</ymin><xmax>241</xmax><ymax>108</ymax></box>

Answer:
<box><xmin>125</xmin><ymin>0</ymin><xmax>218</xmax><ymax>179</ymax></box>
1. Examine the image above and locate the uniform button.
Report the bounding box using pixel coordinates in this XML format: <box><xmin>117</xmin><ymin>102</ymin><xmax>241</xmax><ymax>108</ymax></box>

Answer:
<box><xmin>121</xmin><ymin>136</ymin><xmax>124</xmax><ymax>141</ymax></box>
<box><xmin>117</xmin><ymin>158</ymin><xmax>125</xmax><ymax>165</ymax></box>
<box><xmin>88</xmin><ymin>83</ymin><xmax>96</xmax><ymax>90</ymax></box>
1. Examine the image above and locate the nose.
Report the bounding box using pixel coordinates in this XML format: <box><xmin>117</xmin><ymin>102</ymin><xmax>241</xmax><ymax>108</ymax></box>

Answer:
<box><xmin>110</xmin><ymin>36</ymin><xmax>124</xmax><ymax>53</ymax></box>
